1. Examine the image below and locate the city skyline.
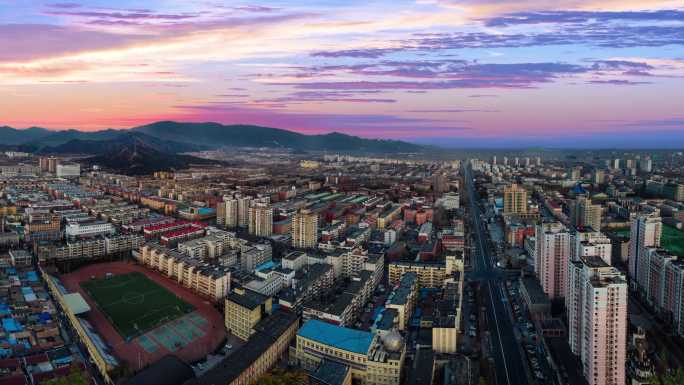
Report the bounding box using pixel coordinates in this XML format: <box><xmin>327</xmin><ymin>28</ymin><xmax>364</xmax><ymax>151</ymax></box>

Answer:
<box><xmin>2</xmin><ymin>1</ymin><xmax>684</xmax><ymax>147</ymax></box>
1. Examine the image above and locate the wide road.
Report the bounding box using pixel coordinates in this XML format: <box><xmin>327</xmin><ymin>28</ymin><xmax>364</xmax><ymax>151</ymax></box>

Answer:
<box><xmin>464</xmin><ymin>162</ymin><xmax>530</xmax><ymax>385</ymax></box>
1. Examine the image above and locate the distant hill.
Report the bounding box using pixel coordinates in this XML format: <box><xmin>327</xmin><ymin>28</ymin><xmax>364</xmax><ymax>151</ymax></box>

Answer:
<box><xmin>81</xmin><ymin>134</ymin><xmax>219</xmax><ymax>175</ymax></box>
<box><xmin>39</xmin><ymin>132</ymin><xmax>205</xmax><ymax>155</ymax></box>
<box><xmin>26</xmin><ymin>129</ymin><xmax>124</xmax><ymax>148</ymax></box>
<box><xmin>0</xmin><ymin>121</ymin><xmax>423</xmax><ymax>153</ymax></box>
<box><xmin>0</xmin><ymin>126</ymin><xmax>51</xmax><ymax>145</ymax></box>
<box><xmin>132</xmin><ymin>121</ymin><xmax>423</xmax><ymax>153</ymax></box>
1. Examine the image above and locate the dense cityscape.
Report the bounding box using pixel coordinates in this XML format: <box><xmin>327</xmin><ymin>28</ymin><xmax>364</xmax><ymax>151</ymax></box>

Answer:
<box><xmin>0</xmin><ymin>149</ymin><xmax>681</xmax><ymax>385</ymax></box>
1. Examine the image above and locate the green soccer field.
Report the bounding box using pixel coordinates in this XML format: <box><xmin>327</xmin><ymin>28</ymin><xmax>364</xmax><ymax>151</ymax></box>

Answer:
<box><xmin>615</xmin><ymin>225</ymin><xmax>684</xmax><ymax>257</ymax></box>
<box><xmin>81</xmin><ymin>272</ymin><xmax>195</xmax><ymax>340</ymax></box>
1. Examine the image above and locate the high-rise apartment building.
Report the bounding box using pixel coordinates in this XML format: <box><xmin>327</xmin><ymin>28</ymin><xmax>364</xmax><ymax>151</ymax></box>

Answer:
<box><xmin>535</xmin><ymin>222</ymin><xmax>571</xmax><ymax>300</ymax></box>
<box><xmin>639</xmin><ymin>158</ymin><xmax>653</xmax><ymax>173</ymax></box>
<box><xmin>571</xmin><ymin>229</ymin><xmax>612</xmax><ymax>265</ymax></box>
<box><xmin>663</xmin><ymin>260</ymin><xmax>684</xmax><ymax>337</ymax></box>
<box><xmin>249</xmin><ymin>203</ymin><xmax>273</xmax><ymax>237</ymax></box>
<box><xmin>625</xmin><ymin>159</ymin><xmax>636</xmax><ymax>169</ymax></box>
<box><xmin>612</xmin><ymin>158</ymin><xmax>620</xmax><ymax>170</ymax></box>
<box><xmin>503</xmin><ymin>184</ymin><xmax>528</xmax><ymax>215</ymax></box>
<box><xmin>432</xmin><ymin>173</ymin><xmax>448</xmax><ymax>193</ymax></box>
<box><xmin>592</xmin><ymin>169</ymin><xmax>605</xmax><ymax>185</ymax></box>
<box><xmin>663</xmin><ymin>183</ymin><xmax>684</xmax><ymax>202</ymax></box>
<box><xmin>637</xmin><ymin>248</ymin><xmax>676</xmax><ymax>307</ymax></box>
<box><xmin>567</xmin><ymin>257</ymin><xmax>627</xmax><ymax>385</ymax></box>
<box><xmin>217</xmin><ymin>196</ymin><xmax>238</xmax><ymax>228</ymax></box>
<box><xmin>628</xmin><ymin>213</ymin><xmax>662</xmax><ymax>283</ymax></box>
<box><xmin>292</xmin><ymin>210</ymin><xmax>318</xmax><ymax>249</ymax></box>
<box><xmin>630</xmin><ymin>247</ymin><xmax>684</xmax><ymax>337</ymax></box>
<box><xmin>570</xmin><ymin>196</ymin><xmax>602</xmax><ymax>231</ymax></box>
<box><xmin>237</xmin><ymin>196</ymin><xmax>252</xmax><ymax>228</ymax></box>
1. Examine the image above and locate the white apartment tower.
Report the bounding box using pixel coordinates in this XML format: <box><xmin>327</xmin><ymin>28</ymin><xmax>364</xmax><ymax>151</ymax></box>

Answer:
<box><xmin>571</xmin><ymin>229</ymin><xmax>612</xmax><ymax>265</ymax></box>
<box><xmin>567</xmin><ymin>257</ymin><xmax>627</xmax><ymax>385</ymax></box>
<box><xmin>217</xmin><ymin>196</ymin><xmax>238</xmax><ymax>228</ymax></box>
<box><xmin>535</xmin><ymin>222</ymin><xmax>571</xmax><ymax>300</ymax></box>
<box><xmin>628</xmin><ymin>213</ymin><xmax>662</xmax><ymax>284</ymax></box>
<box><xmin>248</xmin><ymin>203</ymin><xmax>273</xmax><ymax>237</ymax></box>
<box><xmin>237</xmin><ymin>196</ymin><xmax>252</xmax><ymax>228</ymax></box>
<box><xmin>292</xmin><ymin>210</ymin><xmax>319</xmax><ymax>249</ymax></box>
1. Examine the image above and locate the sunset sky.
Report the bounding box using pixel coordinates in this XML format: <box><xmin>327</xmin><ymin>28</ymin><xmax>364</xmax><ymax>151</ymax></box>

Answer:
<box><xmin>2</xmin><ymin>0</ymin><xmax>683</xmax><ymax>147</ymax></box>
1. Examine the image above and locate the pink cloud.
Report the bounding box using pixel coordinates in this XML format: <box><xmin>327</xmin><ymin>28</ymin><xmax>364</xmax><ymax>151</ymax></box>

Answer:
<box><xmin>0</xmin><ymin>24</ymin><xmax>148</xmax><ymax>62</ymax></box>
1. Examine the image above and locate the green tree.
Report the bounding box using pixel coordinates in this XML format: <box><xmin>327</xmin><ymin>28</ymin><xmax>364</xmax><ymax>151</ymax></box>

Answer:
<box><xmin>257</xmin><ymin>368</ymin><xmax>307</xmax><ymax>385</ymax></box>
<box><xmin>652</xmin><ymin>369</ymin><xmax>684</xmax><ymax>385</ymax></box>
<box><xmin>45</xmin><ymin>367</ymin><xmax>90</xmax><ymax>385</ymax></box>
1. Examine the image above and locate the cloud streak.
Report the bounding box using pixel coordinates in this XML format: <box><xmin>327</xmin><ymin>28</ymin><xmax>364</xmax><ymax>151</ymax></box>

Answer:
<box><xmin>1</xmin><ymin>1</ymin><xmax>683</xmax><ymax>146</ymax></box>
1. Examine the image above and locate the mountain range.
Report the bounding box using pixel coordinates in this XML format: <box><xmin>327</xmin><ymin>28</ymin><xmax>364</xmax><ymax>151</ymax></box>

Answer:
<box><xmin>81</xmin><ymin>133</ymin><xmax>219</xmax><ymax>176</ymax></box>
<box><xmin>0</xmin><ymin>121</ymin><xmax>423</xmax><ymax>174</ymax></box>
<box><xmin>0</xmin><ymin>121</ymin><xmax>422</xmax><ymax>153</ymax></box>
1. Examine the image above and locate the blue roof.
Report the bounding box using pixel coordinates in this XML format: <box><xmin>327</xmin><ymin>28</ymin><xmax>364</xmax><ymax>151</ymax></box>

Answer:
<box><xmin>572</xmin><ymin>183</ymin><xmax>588</xmax><ymax>195</ymax></box>
<box><xmin>2</xmin><ymin>318</ymin><xmax>22</xmax><ymax>333</ymax></box>
<box><xmin>298</xmin><ymin>320</ymin><xmax>373</xmax><ymax>355</ymax></box>
<box><xmin>256</xmin><ymin>261</ymin><xmax>275</xmax><ymax>271</ymax></box>
<box><xmin>26</xmin><ymin>271</ymin><xmax>38</xmax><ymax>282</ymax></box>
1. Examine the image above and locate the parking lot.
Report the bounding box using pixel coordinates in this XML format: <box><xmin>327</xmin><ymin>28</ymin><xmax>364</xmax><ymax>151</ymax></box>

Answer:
<box><xmin>505</xmin><ymin>279</ymin><xmax>555</xmax><ymax>384</ymax></box>
<box><xmin>460</xmin><ymin>282</ymin><xmax>480</xmax><ymax>356</ymax></box>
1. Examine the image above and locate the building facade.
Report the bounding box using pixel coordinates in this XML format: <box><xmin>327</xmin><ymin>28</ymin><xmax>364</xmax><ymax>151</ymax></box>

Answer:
<box><xmin>503</xmin><ymin>184</ymin><xmax>528</xmax><ymax>215</ymax></box>
<box><xmin>248</xmin><ymin>203</ymin><xmax>273</xmax><ymax>237</ymax></box>
<box><xmin>570</xmin><ymin>196</ymin><xmax>602</xmax><ymax>231</ymax></box>
<box><xmin>567</xmin><ymin>257</ymin><xmax>627</xmax><ymax>385</ymax></box>
<box><xmin>535</xmin><ymin>222</ymin><xmax>571</xmax><ymax>300</ymax></box>
<box><xmin>292</xmin><ymin>210</ymin><xmax>318</xmax><ymax>249</ymax></box>
<box><xmin>294</xmin><ymin>320</ymin><xmax>405</xmax><ymax>385</ymax></box>
<box><xmin>628</xmin><ymin>213</ymin><xmax>662</xmax><ymax>285</ymax></box>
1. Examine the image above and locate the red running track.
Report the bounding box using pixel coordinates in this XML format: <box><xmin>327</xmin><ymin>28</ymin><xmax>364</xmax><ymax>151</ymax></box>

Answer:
<box><xmin>60</xmin><ymin>261</ymin><xmax>225</xmax><ymax>372</ymax></box>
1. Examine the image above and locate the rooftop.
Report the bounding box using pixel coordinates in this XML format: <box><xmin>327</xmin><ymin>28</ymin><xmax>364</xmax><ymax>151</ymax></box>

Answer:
<box><xmin>310</xmin><ymin>360</ymin><xmax>350</xmax><ymax>385</ymax></box>
<box><xmin>226</xmin><ymin>289</ymin><xmax>269</xmax><ymax>310</ymax></box>
<box><xmin>582</xmin><ymin>255</ymin><xmax>610</xmax><ymax>268</ymax></box>
<box><xmin>298</xmin><ymin>319</ymin><xmax>373</xmax><ymax>355</ymax></box>
<box><xmin>186</xmin><ymin>311</ymin><xmax>297</xmax><ymax>385</ymax></box>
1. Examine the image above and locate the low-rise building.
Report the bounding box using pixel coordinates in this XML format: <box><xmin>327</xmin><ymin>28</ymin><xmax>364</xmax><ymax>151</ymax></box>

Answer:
<box><xmin>224</xmin><ymin>287</ymin><xmax>272</xmax><ymax>341</ymax></box>
<box><xmin>278</xmin><ymin>263</ymin><xmax>334</xmax><ymax>312</ymax></box>
<box><xmin>388</xmin><ymin>255</ymin><xmax>463</xmax><ymax>289</ymax></box>
<box><xmin>385</xmin><ymin>272</ymin><xmax>418</xmax><ymax>331</ymax></box>
<box><xmin>294</xmin><ymin>320</ymin><xmax>405</xmax><ymax>385</ymax></box>
<box><xmin>303</xmin><ymin>270</ymin><xmax>373</xmax><ymax>327</ymax></box>
<box><xmin>138</xmin><ymin>243</ymin><xmax>231</xmax><ymax>302</ymax></box>
<box><xmin>188</xmin><ymin>311</ymin><xmax>299</xmax><ymax>385</ymax></box>
<box><xmin>65</xmin><ymin>221</ymin><xmax>115</xmax><ymax>239</ymax></box>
